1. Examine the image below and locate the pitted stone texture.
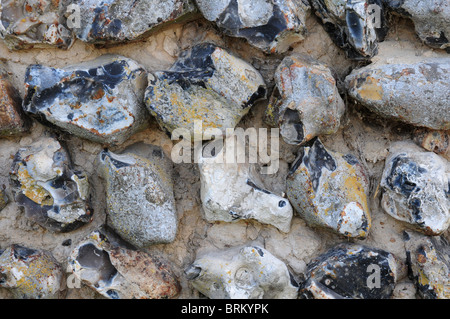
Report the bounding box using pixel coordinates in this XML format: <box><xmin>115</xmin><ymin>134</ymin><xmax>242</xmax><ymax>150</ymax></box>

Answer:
<box><xmin>0</xmin><ymin>67</ymin><xmax>30</xmax><ymax>136</ymax></box>
<box><xmin>185</xmin><ymin>245</ymin><xmax>298</xmax><ymax>299</ymax></box>
<box><xmin>404</xmin><ymin>231</ymin><xmax>450</xmax><ymax>299</ymax></box>
<box><xmin>311</xmin><ymin>0</ymin><xmax>388</xmax><ymax>60</ymax></box>
<box><xmin>195</xmin><ymin>0</ymin><xmax>310</xmax><ymax>54</ymax></box>
<box><xmin>70</xmin><ymin>0</ymin><xmax>197</xmax><ymax>46</ymax></box>
<box><xmin>413</xmin><ymin>128</ymin><xmax>450</xmax><ymax>161</ymax></box>
<box><xmin>385</xmin><ymin>0</ymin><xmax>450</xmax><ymax>52</ymax></box>
<box><xmin>68</xmin><ymin>226</ymin><xmax>181</xmax><ymax>299</ymax></box>
<box><xmin>144</xmin><ymin>43</ymin><xmax>266</xmax><ymax>138</ymax></box>
<box><xmin>98</xmin><ymin>143</ymin><xmax>177</xmax><ymax>248</ymax></box>
<box><xmin>286</xmin><ymin>138</ymin><xmax>371</xmax><ymax>239</ymax></box>
<box><xmin>345</xmin><ymin>57</ymin><xmax>450</xmax><ymax>130</ymax></box>
<box><xmin>0</xmin><ymin>0</ymin><xmax>74</xmax><ymax>50</ymax></box>
<box><xmin>380</xmin><ymin>142</ymin><xmax>450</xmax><ymax>236</ymax></box>
<box><xmin>0</xmin><ymin>245</ymin><xmax>63</xmax><ymax>299</ymax></box>
<box><xmin>23</xmin><ymin>54</ymin><xmax>148</xmax><ymax>146</ymax></box>
<box><xmin>299</xmin><ymin>243</ymin><xmax>399</xmax><ymax>299</ymax></box>
<box><xmin>0</xmin><ymin>187</ymin><xmax>7</xmax><ymax>211</ymax></box>
<box><xmin>197</xmin><ymin>136</ymin><xmax>293</xmax><ymax>233</ymax></box>
<box><xmin>9</xmin><ymin>136</ymin><xmax>93</xmax><ymax>232</ymax></box>
<box><xmin>265</xmin><ymin>53</ymin><xmax>345</xmax><ymax>146</ymax></box>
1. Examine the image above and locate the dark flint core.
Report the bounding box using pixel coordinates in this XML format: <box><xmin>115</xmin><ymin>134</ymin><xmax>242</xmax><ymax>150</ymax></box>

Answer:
<box><xmin>159</xmin><ymin>43</ymin><xmax>217</xmax><ymax>90</ymax></box>
<box><xmin>385</xmin><ymin>155</ymin><xmax>422</xmax><ymax>198</ymax></box>
<box><xmin>100</xmin><ymin>150</ymin><xmax>131</xmax><ymax>169</ymax></box>
<box><xmin>12</xmin><ymin>245</ymin><xmax>37</xmax><ymax>260</ymax></box>
<box><xmin>76</xmin><ymin>243</ymin><xmax>118</xmax><ymax>284</ymax></box>
<box><xmin>281</xmin><ymin>108</ymin><xmax>304</xmax><ymax>144</ymax></box>
<box><xmin>246</xmin><ymin>179</ymin><xmax>272</xmax><ymax>195</ymax></box>
<box><xmin>303</xmin><ymin>139</ymin><xmax>337</xmax><ymax>192</ymax></box>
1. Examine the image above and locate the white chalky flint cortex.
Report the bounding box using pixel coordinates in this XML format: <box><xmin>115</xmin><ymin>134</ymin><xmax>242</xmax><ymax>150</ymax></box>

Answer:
<box><xmin>185</xmin><ymin>245</ymin><xmax>299</xmax><ymax>299</ymax></box>
<box><xmin>266</xmin><ymin>53</ymin><xmax>345</xmax><ymax>146</ymax></box>
<box><xmin>286</xmin><ymin>138</ymin><xmax>371</xmax><ymax>238</ymax></box>
<box><xmin>380</xmin><ymin>142</ymin><xmax>450</xmax><ymax>236</ymax></box>
<box><xmin>195</xmin><ymin>0</ymin><xmax>310</xmax><ymax>53</ymax></box>
<box><xmin>197</xmin><ymin>135</ymin><xmax>293</xmax><ymax>233</ymax></box>
<box><xmin>0</xmin><ymin>245</ymin><xmax>63</xmax><ymax>299</ymax></box>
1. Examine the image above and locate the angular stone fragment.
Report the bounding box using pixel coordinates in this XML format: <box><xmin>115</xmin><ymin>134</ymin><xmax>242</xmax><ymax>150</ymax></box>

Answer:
<box><xmin>0</xmin><ymin>67</ymin><xmax>30</xmax><ymax>136</ymax></box>
<box><xmin>144</xmin><ymin>43</ymin><xmax>266</xmax><ymax>138</ymax></box>
<box><xmin>0</xmin><ymin>244</ymin><xmax>63</xmax><ymax>299</ymax></box>
<box><xmin>68</xmin><ymin>225</ymin><xmax>181</xmax><ymax>299</ymax></box>
<box><xmin>299</xmin><ymin>243</ymin><xmax>399</xmax><ymax>299</ymax></box>
<box><xmin>385</xmin><ymin>0</ymin><xmax>450</xmax><ymax>52</ymax></box>
<box><xmin>185</xmin><ymin>245</ymin><xmax>298</xmax><ymax>299</ymax></box>
<box><xmin>195</xmin><ymin>0</ymin><xmax>310</xmax><ymax>54</ymax></box>
<box><xmin>197</xmin><ymin>136</ymin><xmax>293</xmax><ymax>232</ymax></box>
<box><xmin>265</xmin><ymin>54</ymin><xmax>345</xmax><ymax>145</ymax></box>
<box><xmin>286</xmin><ymin>138</ymin><xmax>371</xmax><ymax>238</ymax></box>
<box><xmin>0</xmin><ymin>0</ymin><xmax>74</xmax><ymax>50</ymax></box>
<box><xmin>345</xmin><ymin>57</ymin><xmax>450</xmax><ymax>130</ymax></box>
<box><xmin>70</xmin><ymin>0</ymin><xmax>197</xmax><ymax>46</ymax></box>
<box><xmin>404</xmin><ymin>231</ymin><xmax>450</xmax><ymax>299</ymax></box>
<box><xmin>9</xmin><ymin>136</ymin><xmax>93</xmax><ymax>232</ymax></box>
<box><xmin>98</xmin><ymin>143</ymin><xmax>177</xmax><ymax>248</ymax></box>
<box><xmin>311</xmin><ymin>0</ymin><xmax>388</xmax><ymax>60</ymax></box>
<box><xmin>413</xmin><ymin>128</ymin><xmax>450</xmax><ymax>161</ymax></box>
<box><xmin>380</xmin><ymin>142</ymin><xmax>450</xmax><ymax>236</ymax></box>
<box><xmin>23</xmin><ymin>55</ymin><xmax>148</xmax><ymax>146</ymax></box>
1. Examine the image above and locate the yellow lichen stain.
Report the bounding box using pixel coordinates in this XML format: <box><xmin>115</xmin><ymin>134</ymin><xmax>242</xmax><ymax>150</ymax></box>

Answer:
<box><xmin>17</xmin><ymin>164</ymin><xmax>53</xmax><ymax>206</ymax></box>
<box><xmin>357</xmin><ymin>76</ymin><xmax>383</xmax><ymax>101</ymax></box>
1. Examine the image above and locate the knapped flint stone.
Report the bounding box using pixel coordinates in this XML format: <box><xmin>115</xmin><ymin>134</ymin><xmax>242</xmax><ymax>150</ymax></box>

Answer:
<box><xmin>299</xmin><ymin>243</ymin><xmax>399</xmax><ymax>299</ymax></box>
<box><xmin>144</xmin><ymin>43</ymin><xmax>266</xmax><ymax>138</ymax></box>
<box><xmin>0</xmin><ymin>0</ymin><xmax>74</xmax><ymax>50</ymax></box>
<box><xmin>380</xmin><ymin>142</ymin><xmax>450</xmax><ymax>236</ymax></box>
<box><xmin>197</xmin><ymin>136</ymin><xmax>293</xmax><ymax>233</ymax></box>
<box><xmin>98</xmin><ymin>143</ymin><xmax>177</xmax><ymax>248</ymax></box>
<box><xmin>265</xmin><ymin>53</ymin><xmax>345</xmax><ymax>146</ymax></box>
<box><xmin>0</xmin><ymin>244</ymin><xmax>63</xmax><ymax>299</ymax></box>
<box><xmin>70</xmin><ymin>0</ymin><xmax>197</xmax><ymax>46</ymax></box>
<box><xmin>0</xmin><ymin>67</ymin><xmax>30</xmax><ymax>136</ymax></box>
<box><xmin>286</xmin><ymin>138</ymin><xmax>371</xmax><ymax>238</ymax></box>
<box><xmin>9</xmin><ymin>136</ymin><xmax>93</xmax><ymax>232</ymax></box>
<box><xmin>345</xmin><ymin>57</ymin><xmax>450</xmax><ymax>130</ymax></box>
<box><xmin>23</xmin><ymin>54</ymin><xmax>148</xmax><ymax>146</ymax></box>
<box><xmin>185</xmin><ymin>245</ymin><xmax>299</xmax><ymax>299</ymax></box>
<box><xmin>68</xmin><ymin>225</ymin><xmax>181</xmax><ymax>299</ymax></box>
<box><xmin>385</xmin><ymin>0</ymin><xmax>450</xmax><ymax>52</ymax></box>
<box><xmin>404</xmin><ymin>231</ymin><xmax>450</xmax><ymax>299</ymax></box>
<box><xmin>413</xmin><ymin>128</ymin><xmax>450</xmax><ymax>161</ymax></box>
<box><xmin>311</xmin><ymin>0</ymin><xmax>388</xmax><ymax>60</ymax></box>
<box><xmin>195</xmin><ymin>0</ymin><xmax>310</xmax><ymax>54</ymax></box>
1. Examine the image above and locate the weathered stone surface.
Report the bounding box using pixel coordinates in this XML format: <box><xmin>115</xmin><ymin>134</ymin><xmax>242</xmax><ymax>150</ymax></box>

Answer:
<box><xmin>23</xmin><ymin>54</ymin><xmax>148</xmax><ymax>145</ymax></box>
<box><xmin>0</xmin><ymin>67</ymin><xmax>30</xmax><ymax>136</ymax></box>
<box><xmin>98</xmin><ymin>143</ymin><xmax>177</xmax><ymax>248</ymax></box>
<box><xmin>311</xmin><ymin>0</ymin><xmax>388</xmax><ymax>60</ymax></box>
<box><xmin>345</xmin><ymin>57</ymin><xmax>450</xmax><ymax>130</ymax></box>
<box><xmin>286</xmin><ymin>138</ymin><xmax>371</xmax><ymax>238</ymax></box>
<box><xmin>197</xmin><ymin>136</ymin><xmax>293</xmax><ymax>233</ymax></box>
<box><xmin>144</xmin><ymin>43</ymin><xmax>266</xmax><ymax>138</ymax></box>
<box><xmin>0</xmin><ymin>244</ymin><xmax>63</xmax><ymax>299</ymax></box>
<box><xmin>404</xmin><ymin>230</ymin><xmax>450</xmax><ymax>299</ymax></box>
<box><xmin>299</xmin><ymin>243</ymin><xmax>399</xmax><ymax>299</ymax></box>
<box><xmin>265</xmin><ymin>53</ymin><xmax>345</xmax><ymax>145</ymax></box>
<box><xmin>0</xmin><ymin>187</ymin><xmax>7</xmax><ymax>211</ymax></box>
<box><xmin>185</xmin><ymin>245</ymin><xmax>298</xmax><ymax>298</ymax></box>
<box><xmin>70</xmin><ymin>0</ymin><xmax>197</xmax><ymax>46</ymax></box>
<box><xmin>0</xmin><ymin>0</ymin><xmax>74</xmax><ymax>50</ymax></box>
<box><xmin>385</xmin><ymin>0</ymin><xmax>450</xmax><ymax>52</ymax></box>
<box><xmin>195</xmin><ymin>0</ymin><xmax>310</xmax><ymax>54</ymax></box>
<box><xmin>68</xmin><ymin>225</ymin><xmax>181</xmax><ymax>299</ymax></box>
<box><xmin>9</xmin><ymin>136</ymin><xmax>93</xmax><ymax>232</ymax></box>
<box><xmin>413</xmin><ymin>128</ymin><xmax>450</xmax><ymax>161</ymax></box>
<box><xmin>380</xmin><ymin>142</ymin><xmax>450</xmax><ymax>236</ymax></box>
